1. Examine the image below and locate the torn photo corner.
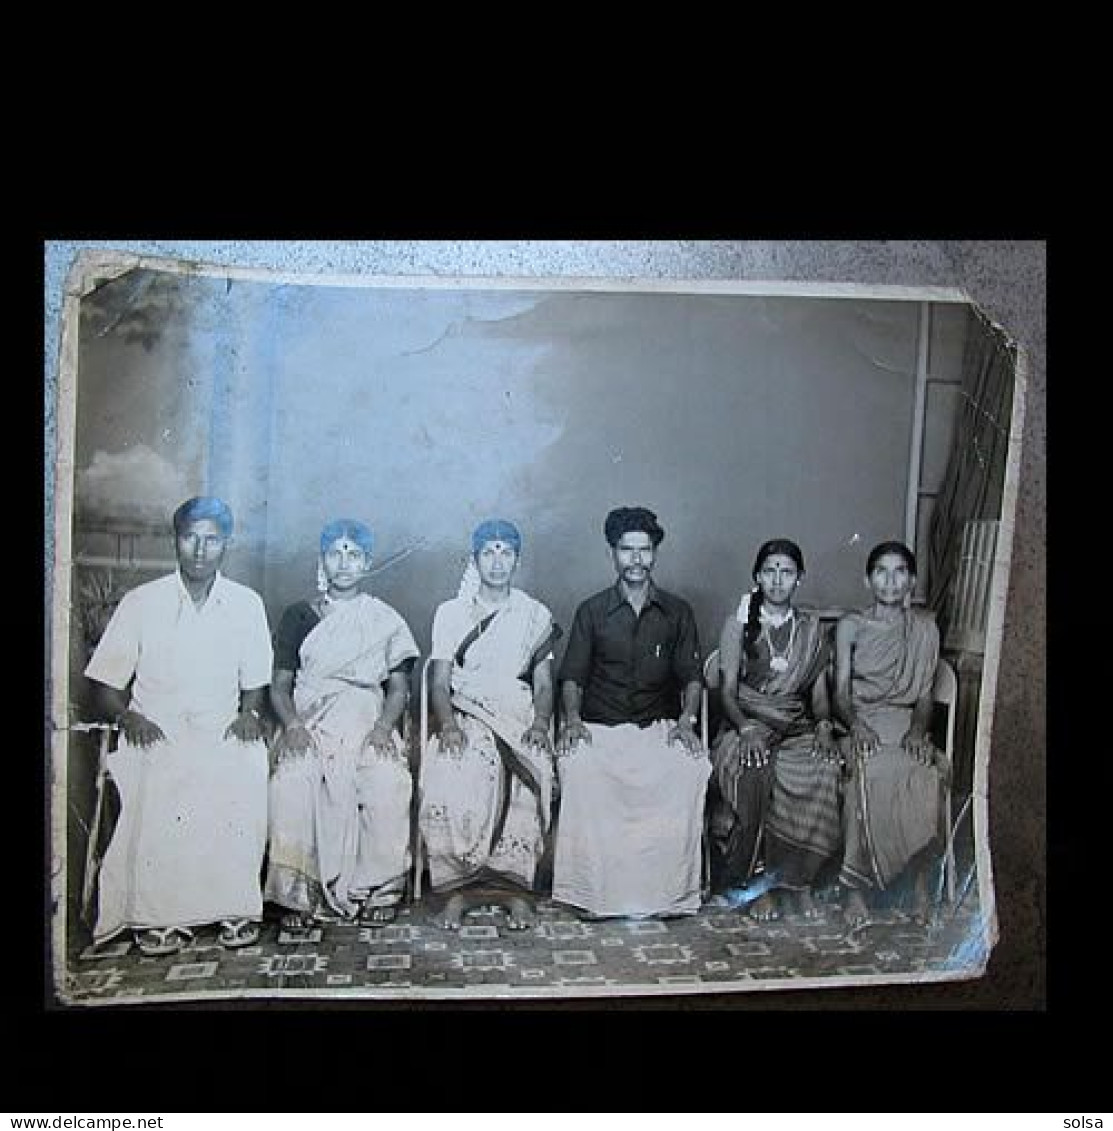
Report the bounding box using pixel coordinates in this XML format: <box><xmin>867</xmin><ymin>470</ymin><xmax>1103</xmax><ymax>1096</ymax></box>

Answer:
<box><xmin>48</xmin><ymin>249</ymin><xmax>1027</xmax><ymax>1005</ymax></box>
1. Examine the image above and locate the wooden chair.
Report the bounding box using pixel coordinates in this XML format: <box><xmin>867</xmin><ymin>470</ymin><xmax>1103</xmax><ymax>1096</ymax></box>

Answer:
<box><xmin>932</xmin><ymin>656</ymin><xmax>959</xmax><ymax>906</ymax></box>
<box><xmin>700</xmin><ymin>646</ymin><xmax>960</xmax><ymax>909</ymax></box>
<box><xmin>412</xmin><ymin>656</ymin><xmax>435</xmax><ymax>902</ymax></box>
<box><xmin>701</xmin><ymin>648</ymin><xmax>721</xmax><ymax>751</ymax></box>
<box><xmin>699</xmin><ymin>649</ymin><xmax>721</xmax><ymax>899</ymax></box>
<box><xmin>76</xmin><ymin>721</ymin><xmax>116</xmax><ymax>930</ymax></box>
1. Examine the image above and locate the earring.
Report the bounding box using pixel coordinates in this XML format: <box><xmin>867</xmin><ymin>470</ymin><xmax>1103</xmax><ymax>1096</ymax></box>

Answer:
<box><xmin>316</xmin><ymin>561</ymin><xmax>328</xmax><ymax>593</ymax></box>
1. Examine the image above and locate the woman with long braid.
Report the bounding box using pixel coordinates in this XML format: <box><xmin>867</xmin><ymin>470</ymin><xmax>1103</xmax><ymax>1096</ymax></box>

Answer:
<box><xmin>708</xmin><ymin>539</ymin><xmax>842</xmax><ymax>921</ymax></box>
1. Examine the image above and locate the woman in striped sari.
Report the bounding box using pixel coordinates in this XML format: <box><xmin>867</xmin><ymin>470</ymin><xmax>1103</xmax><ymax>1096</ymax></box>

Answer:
<box><xmin>709</xmin><ymin>539</ymin><xmax>841</xmax><ymax>921</ymax></box>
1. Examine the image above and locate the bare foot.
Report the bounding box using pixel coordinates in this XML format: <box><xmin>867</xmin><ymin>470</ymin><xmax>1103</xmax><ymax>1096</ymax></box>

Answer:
<box><xmin>504</xmin><ymin>895</ymin><xmax>536</xmax><ymax>931</ymax></box>
<box><xmin>909</xmin><ymin>872</ymin><xmax>935</xmax><ymax>926</ymax></box>
<box><xmin>438</xmin><ymin>892</ymin><xmax>467</xmax><ymax>931</ymax></box>
<box><xmin>747</xmin><ymin>891</ymin><xmax>780</xmax><ymax>922</ymax></box>
<box><xmin>359</xmin><ymin>902</ymin><xmax>397</xmax><ymax>926</ymax></box>
<box><xmin>843</xmin><ymin>889</ymin><xmax>870</xmax><ymax>928</ymax></box>
<box><xmin>794</xmin><ymin>890</ymin><xmax>822</xmax><ymax>920</ymax></box>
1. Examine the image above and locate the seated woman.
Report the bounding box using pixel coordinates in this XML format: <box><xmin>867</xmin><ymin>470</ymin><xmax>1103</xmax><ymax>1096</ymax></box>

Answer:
<box><xmin>418</xmin><ymin>520</ymin><xmax>560</xmax><ymax>932</ymax></box>
<box><xmin>264</xmin><ymin>519</ymin><xmax>420</xmax><ymax>928</ymax></box>
<box><xmin>835</xmin><ymin>540</ymin><xmax>947</xmax><ymax>928</ymax></box>
<box><xmin>709</xmin><ymin>539</ymin><xmax>841</xmax><ymax>922</ymax></box>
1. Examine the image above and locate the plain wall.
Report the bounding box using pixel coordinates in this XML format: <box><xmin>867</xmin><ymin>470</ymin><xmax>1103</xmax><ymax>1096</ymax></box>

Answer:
<box><xmin>69</xmin><ymin>276</ymin><xmax>967</xmax><ymax>659</ymax></box>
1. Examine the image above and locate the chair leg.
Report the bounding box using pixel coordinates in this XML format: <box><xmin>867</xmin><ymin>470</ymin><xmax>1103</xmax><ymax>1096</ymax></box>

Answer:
<box><xmin>412</xmin><ymin>827</ymin><xmax>424</xmax><ymax>903</ymax></box>
<box><xmin>80</xmin><ymin>728</ymin><xmax>111</xmax><ymax>929</ymax></box>
<box><xmin>700</xmin><ymin>804</ymin><xmax>715</xmax><ymax>902</ymax></box>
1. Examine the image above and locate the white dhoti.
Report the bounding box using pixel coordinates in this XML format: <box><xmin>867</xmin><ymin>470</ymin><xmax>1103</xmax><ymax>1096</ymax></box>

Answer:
<box><xmin>94</xmin><ymin>725</ymin><xmax>269</xmax><ymax>944</ymax></box>
<box><xmin>552</xmin><ymin>720</ymin><xmax>710</xmax><ymax>918</ymax></box>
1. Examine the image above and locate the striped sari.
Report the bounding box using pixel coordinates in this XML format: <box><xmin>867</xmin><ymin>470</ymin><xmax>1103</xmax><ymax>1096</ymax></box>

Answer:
<box><xmin>709</xmin><ymin>610</ymin><xmax>840</xmax><ymax>892</ymax></box>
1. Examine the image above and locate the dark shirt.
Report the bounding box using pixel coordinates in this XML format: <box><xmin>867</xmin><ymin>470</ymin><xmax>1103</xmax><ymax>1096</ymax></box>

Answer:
<box><xmin>559</xmin><ymin>582</ymin><xmax>702</xmax><ymax>726</ymax></box>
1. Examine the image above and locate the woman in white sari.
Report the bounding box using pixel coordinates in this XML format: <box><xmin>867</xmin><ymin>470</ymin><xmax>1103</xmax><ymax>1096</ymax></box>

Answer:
<box><xmin>418</xmin><ymin>520</ymin><xmax>560</xmax><ymax>931</ymax></box>
<box><xmin>264</xmin><ymin>520</ymin><xmax>419</xmax><ymax>928</ymax></box>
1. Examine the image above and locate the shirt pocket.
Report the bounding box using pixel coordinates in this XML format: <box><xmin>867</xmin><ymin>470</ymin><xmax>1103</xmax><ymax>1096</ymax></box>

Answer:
<box><xmin>637</xmin><ymin>623</ymin><xmax>676</xmax><ymax>682</ymax></box>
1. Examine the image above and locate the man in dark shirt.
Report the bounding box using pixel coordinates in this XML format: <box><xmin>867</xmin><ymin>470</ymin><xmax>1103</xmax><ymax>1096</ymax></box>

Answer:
<box><xmin>553</xmin><ymin>506</ymin><xmax>710</xmax><ymax>919</ymax></box>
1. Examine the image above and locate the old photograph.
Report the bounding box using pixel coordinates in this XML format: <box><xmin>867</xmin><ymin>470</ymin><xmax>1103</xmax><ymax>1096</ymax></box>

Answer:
<box><xmin>47</xmin><ymin>248</ymin><xmax>1027</xmax><ymax>1004</ymax></box>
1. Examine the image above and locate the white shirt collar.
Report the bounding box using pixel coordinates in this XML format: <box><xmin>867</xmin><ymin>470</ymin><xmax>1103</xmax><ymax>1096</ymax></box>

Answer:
<box><xmin>174</xmin><ymin>569</ymin><xmax>228</xmax><ymax>611</ymax></box>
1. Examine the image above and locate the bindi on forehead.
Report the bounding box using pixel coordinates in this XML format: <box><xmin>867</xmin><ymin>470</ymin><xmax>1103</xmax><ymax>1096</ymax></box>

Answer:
<box><xmin>329</xmin><ymin>538</ymin><xmax>364</xmax><ymax>554</ymax></box>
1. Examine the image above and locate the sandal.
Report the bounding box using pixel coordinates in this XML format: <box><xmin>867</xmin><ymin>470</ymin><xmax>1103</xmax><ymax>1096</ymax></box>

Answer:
<box><xmin>358</xmin><ymin>902</ymin><xmax>397</xmax><ymax>926</ymax></box>
<box><xmin>135</xmin><ymin>925</ymin><xmax>193</xmax><ymax>956</ymax></box>
<box><xmin>218</xmin><ymin>918</ymin><xmax>261</xmax><ymax>948</ymax></box>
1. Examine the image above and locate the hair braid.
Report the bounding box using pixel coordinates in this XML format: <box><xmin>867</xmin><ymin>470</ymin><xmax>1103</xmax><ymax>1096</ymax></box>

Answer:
<box><xmin>743</xmin><ymin>586</ymin><xmax>764</xmax><ymax>662</ymax></box>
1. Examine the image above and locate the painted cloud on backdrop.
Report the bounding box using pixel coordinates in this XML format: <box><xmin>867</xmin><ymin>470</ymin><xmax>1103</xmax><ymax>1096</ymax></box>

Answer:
<box><xmin>76</xmin><ymin>444</ymin><xmax>188</xmax><ymax>523</ymax></box>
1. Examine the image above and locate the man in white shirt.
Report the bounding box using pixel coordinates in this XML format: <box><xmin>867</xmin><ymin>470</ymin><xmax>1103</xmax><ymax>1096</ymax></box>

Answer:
<box><xmin>84</xmin><ymin>496</ymin><xmax>273</xmax><ymax>955</ymax></box>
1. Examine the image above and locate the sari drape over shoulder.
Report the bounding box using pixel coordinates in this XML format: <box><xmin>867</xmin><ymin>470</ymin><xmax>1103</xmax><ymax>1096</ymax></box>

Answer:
<box><xmin>265</xmin><ymin>593</ymin><xmax>418</xmax><ymax>918</ymax></box>
<box><xmin>838</xmin><ymin>608</ymin><xmax>946</xmax><ymax>890</ymax></box>
<box><xmin>418</xmin><ymin>588</ymin><xmax>559</xmax><ymax>893</ymax></box>
<box><xmin>710</xmin><ymin>610</ymin><xmax>840</xmax><ymax>892</ymax></box>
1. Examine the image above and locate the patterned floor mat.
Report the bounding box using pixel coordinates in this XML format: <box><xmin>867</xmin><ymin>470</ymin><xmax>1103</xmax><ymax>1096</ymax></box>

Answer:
<box><xmin>59</xmin><ymin>890</ymin><xmax>990</xmax><ymax>1004</ymax></box>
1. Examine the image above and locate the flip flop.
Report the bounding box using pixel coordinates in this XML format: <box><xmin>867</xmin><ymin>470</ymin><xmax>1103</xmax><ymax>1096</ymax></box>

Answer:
<box><xmin>218</xmin><ymin>918</ymin><xmax>261</xmax><ymax>948</ymax></box>
<box><xmin>135</xmin><ymin>925</ymin><xmax>193</xmax><ymax>956</ymax></box>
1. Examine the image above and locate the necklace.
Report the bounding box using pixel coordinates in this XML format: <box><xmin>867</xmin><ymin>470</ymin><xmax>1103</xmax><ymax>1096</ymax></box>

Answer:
<box><xmin>762</xmin><ymin>611</ymin><xmax>797</xmax><ymax>673</ymax></box>
<box><xmin>318</xmin><ymin>589</ymin><xmax>362</xmax><ymax>617</ymax></box>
